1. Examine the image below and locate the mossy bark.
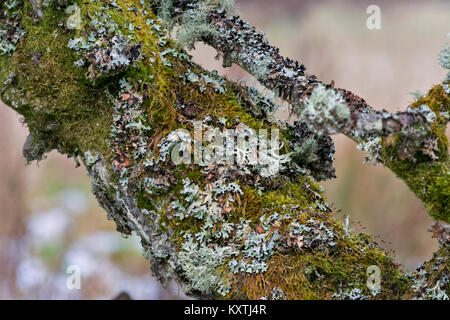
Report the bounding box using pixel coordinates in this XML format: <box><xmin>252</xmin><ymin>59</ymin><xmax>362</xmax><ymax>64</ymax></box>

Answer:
<box><xmin>381</xmin><ymin>85</ymin><xmax>450</xmax><ymax>222</ymax></box>
<box><xmin>0</xmin><ymin>0</ymin><xmax>448</xmax><ymax>300</ymax></box>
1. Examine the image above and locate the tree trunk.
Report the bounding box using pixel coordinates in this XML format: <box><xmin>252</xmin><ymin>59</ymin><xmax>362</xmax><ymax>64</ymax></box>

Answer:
<box><xmin>0</xmin><ymin>0</ymin><xmax>448</xmax><ymax>300</ymax></box>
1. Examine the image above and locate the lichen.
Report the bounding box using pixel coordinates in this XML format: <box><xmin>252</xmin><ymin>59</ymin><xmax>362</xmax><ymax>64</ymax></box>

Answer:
<box><xmin>0</xmin><ymin>0</ymin><xmax>440</xmax><ymax>301</ymax></box>
<box><xmin>438</xmin><ymin>33</ymin><xmax>450</xmax><ymax>80</ymax></box>
<box><xmin>381</xmin><ymin>84</ymin><xmax>450</xmax><ymax>222</ymax></box>
<box><xmin>152</xmin><ymin>0</ymin><xmax>236</xmax><ymax>50</ymax></box>
<box><xmin>0</xmin><ymin>0</ymin><xmax>26</xmax><ymax>56</ymax></box>
<box><xmin>288</xmin><ymin>121</ymin><xmax>336</xmax><ymax>181</ymax></box>
<box><xmin>298</xmin><ymin>84</ymin><xmax>351</xmax><ymax>136</ymax></box>
<box><xmin>178</xmin><ymin>235</ymin><xmax>235</xmax><ymax>296</ymax></box>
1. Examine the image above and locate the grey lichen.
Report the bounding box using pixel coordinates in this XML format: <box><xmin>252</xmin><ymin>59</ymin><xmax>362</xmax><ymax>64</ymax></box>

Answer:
<box><xmin>29</xmin><ymin>0</ymin><xmax>44</xmax><ymax>22</ymax></box>
<box><xmin>409</xmin><ymin>252</ymin><xmax>449</xmax><ymax>300</ymax></box>
<box><xmin>425</xmin><ymin>277</ymin><xmax>449</xmax><ymax>300</ymax></box>
<box><xmin>260</xmin><ymin>287</ymin><xmax>287</xmax><ymax>300</ymax></box>
<box><xmin>288</xmin><ymin>218</ymin><xmax>337</xmax><ymax>252</ymax></box>
<box><xmin>357</xmin><ymin>136</ymin><xmax>382</xmax><ymax>165</ymax></box>
<box><xmin>110</xmin><ymin>78</ymin><xmax>152</xmax><ymax>171</ymax></box>
<box><xmin>237</xmin><ymin>85</ymin><xmax>281</xmax><ymax>121</ymax></box>
<box><xmin>438</xmin><ymin>34</ymin><xmax>450</xmax><ymax>71</ymax></box>
<box><xmin>175</xmin><ymin>6</ymin><xmax>219</xmax><ymax>50</ymax></box>
<box><xmin>178</xmin><ymin>235</ymin><xmax>235</xmax><ymax>296</ymax></box>
<box><xmin>388</xmin><ymin>104</ymin><xmax>440</xmax><ymax>161</ymax></box>
<box><xmin>289</xmin><ymin>121</ymin><xmax>336</xmax><ymax>181</ymax></box>
<box><xmin>183</xmin><ymin>69</ymin><xmax>225</xmax><ymax>93</ymax></box>
<box><xmin>331</xmin><ymin>288</ymin><xmax>370</xmax><ymax>300</ymax></box>
<box><xmin>83</xmin><ymin>150</ymin><xmax>99</xmax><ymax>167</ymax></box>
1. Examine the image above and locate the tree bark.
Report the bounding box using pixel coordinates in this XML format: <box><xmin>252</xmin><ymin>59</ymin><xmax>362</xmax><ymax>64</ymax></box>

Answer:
<box><xmin>0</xmin><ymin>0</ymin><xmax>448</xmax><ymax>300</ymax></box>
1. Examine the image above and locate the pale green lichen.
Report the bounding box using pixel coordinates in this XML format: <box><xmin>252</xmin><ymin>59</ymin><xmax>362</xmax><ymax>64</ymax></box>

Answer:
<box><xmin>175</xmin><ymin>7</ymin><xmax>219</xmax><ymax>50</ymax></box>
<box><xmin>84</xmin><ymin>150</ymin><xmax>100</xmax><ymax>167</ymax></box>
<box><xmin>425</xmin><ymin>278</ymin><xmax>449</xmax><ymax>300</ymax></box>
<box><xmin>2</xmin><ymin>0</ymin><xmax>445</xmax><ymax>301</ymax></box>
<box><xmin>410</xmin><ymin>265</ymin><xmax>449</xmax><ymax>300</ymax></box>
<box><xmin>183</xmin><ymin>69</ymin><xmax>225</xmax><ymax>93</ymax></box>
<box><xmin>67</xmin><ymin>7</ymin><xmax>142</xmax><ymax>80</ymax></box>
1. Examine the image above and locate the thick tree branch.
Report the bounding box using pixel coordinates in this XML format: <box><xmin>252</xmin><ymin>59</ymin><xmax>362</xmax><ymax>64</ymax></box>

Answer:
<box><xmin>0</xmin><ymin>0</ymin><xmax>448</xmax><ymax>300</ymax></box>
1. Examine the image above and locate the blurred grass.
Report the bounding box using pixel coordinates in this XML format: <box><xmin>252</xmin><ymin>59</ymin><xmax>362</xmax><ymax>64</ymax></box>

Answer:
<box><xmin>0</xmin><ymin>0</ymin><xmax>449</xmax><ymax>298</ymax></box>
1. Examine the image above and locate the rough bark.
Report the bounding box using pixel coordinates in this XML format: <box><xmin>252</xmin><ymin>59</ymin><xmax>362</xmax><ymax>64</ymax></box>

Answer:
<box><xmin>0</xmin><ymin>0</ymin><xmax>448</xmax><ymax>300</ymax></box>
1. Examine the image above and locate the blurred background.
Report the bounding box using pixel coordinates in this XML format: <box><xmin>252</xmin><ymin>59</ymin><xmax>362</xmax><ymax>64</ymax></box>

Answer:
<box><xmin>0</xmin><ymin>0</ymin><xmax>449</xmax><ymax>299</ymax></box>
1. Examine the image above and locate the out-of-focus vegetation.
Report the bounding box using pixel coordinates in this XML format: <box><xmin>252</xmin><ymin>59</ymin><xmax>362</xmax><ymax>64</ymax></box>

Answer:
<box><xmin>0</xmin><ymin>0</ymin><xmax>448</xmax><ymax>299</ymax></box>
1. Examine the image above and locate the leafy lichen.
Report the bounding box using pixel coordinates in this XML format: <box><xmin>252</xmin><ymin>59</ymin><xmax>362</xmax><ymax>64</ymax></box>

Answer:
<box><xmin>298</xmin><ymin>84</ymin><xmax>351</xmax><ymax>136</ymax></box>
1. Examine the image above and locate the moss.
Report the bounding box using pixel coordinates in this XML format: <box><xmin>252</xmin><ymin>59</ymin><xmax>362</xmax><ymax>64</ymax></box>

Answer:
<box><xmin>0</xmin><ymin>1</ymin><xmax>114</xmax><ymax>160</ymax></box>
<box><xmin>381</xmin><ymin>84</ymin><xmax>449</xmax><ymax>222</ymax></box>
<box><xmin>0</xmin><ymin>0</ymin><xmax>427</xmax><ymax>300</ymax></box>
<box><xmin>422</xmin><ymin>246</ymin><xmax>449</xmax><ymax>296</ymax></box>
<box><xmin>135</xmin><ymin>191</ymin><xmax>158</xmax><ymax>212</ymax></box>
<box><xmin>403</xmin><ymin>245</ymin><xmax>449</xmax><ymax>299</ymax></box>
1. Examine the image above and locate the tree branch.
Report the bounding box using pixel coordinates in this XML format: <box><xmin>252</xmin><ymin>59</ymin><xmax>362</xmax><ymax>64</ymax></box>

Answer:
<box><xmin>156</xmin><ymin>1</ymin><xmax>450</xmax><ymax>222</ymax></box>
<box><xmin>0</xmin><ymin>0</ymin><xmax>448</xmax><ymax>300</ymax></box>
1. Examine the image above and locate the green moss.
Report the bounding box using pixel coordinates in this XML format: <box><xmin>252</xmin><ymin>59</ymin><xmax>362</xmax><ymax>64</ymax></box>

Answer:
<box><xmin>0</xmin><ymin>0</ymin><xmax>424</xmax><ymax>300</ymax></box>
<box><xmin>0</xmin><ymin>2</ymin><xmax>114</xmax><ymax>160</ymax></box>
<box><xmin>233</xmin><ymin>227</ymin><xmax>410</xmax><ymax>300</ymax></box>
<box><xmin>381</xmin><ymin>85</ymin><xmax>449</xmax><ymax>222</ymax></box>
<box><xmin>410</xmin><ymin>84</ymin><xmax>450</xmax><ymax>155</ymax></box>
<box><xmin>403</xmin><ymin>245</ymin><xmax>449</xmax><ymax>299</ymax></box>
